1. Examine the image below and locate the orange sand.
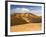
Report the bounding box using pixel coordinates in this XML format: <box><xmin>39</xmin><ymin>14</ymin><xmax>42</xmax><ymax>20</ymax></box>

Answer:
<box><xmin>10</xmin><ymin>23</ymin><xmax>41</xmax><ymax>32</ymax></box>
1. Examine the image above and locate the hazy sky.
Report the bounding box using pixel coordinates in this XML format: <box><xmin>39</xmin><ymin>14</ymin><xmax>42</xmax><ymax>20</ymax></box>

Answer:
<box><xmin>10</xmin><ymin>5</ymin><xmax>42</xmax><ymax>16</ymax></box>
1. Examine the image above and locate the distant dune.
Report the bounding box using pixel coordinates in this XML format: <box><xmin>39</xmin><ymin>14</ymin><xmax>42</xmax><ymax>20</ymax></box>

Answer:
<box><xmin>11</xmin><ymin>13</ymin><xmax>42</xmax><ymax>26</ymax></box>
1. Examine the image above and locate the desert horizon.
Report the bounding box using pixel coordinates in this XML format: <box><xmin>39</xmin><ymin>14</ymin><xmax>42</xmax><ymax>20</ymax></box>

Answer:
<box><xmin>10</xmin><ymin>13</ymin><xmax>42</xmax><ymax>32</ymax></box>
<box><xmin>10</xmin><ymin>5</ymin><xmax>42</xmax><ymax>32</ymax></box>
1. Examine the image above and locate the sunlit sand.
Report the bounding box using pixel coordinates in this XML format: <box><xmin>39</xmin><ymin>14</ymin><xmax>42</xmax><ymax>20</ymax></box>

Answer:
<box><xmin>10</xmin><ymin>23</ymin><xmax>42</xmax><ymax>32</ymax></box>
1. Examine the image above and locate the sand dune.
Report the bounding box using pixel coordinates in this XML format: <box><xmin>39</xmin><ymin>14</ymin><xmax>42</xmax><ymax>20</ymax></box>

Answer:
<box><xmin>10</xmin><ymin>23</ymin><xmax>41</xmax><ymax>32</ymax></box>
<box><xmin>10</xmin><ymin>13</ymin><xmax>42</xmax><ymax>32</ymax></box>
<box><xmin>11</xmin><ymin>13</ymin><xmax>41</xmax><ymax>26</ymax></box>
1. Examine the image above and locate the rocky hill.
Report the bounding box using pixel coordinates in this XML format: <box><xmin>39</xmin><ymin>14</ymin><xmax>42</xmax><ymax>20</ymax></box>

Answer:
<box><xmin>11</xmin><ymin>13</ymin><xmax>42</xmax><ymax>26</ymax></box>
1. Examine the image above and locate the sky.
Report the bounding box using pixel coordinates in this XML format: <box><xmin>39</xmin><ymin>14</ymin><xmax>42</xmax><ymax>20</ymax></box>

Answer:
<box><xmin>10</xmin><ymin>5</ymin><xmax>42</xmax><ymax>16</ymax></box>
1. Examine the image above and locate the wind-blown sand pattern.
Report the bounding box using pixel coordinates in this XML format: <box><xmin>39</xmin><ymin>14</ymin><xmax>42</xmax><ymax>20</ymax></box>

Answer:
<box><xmin>10</xmin><ymin>23</ymin><xmax>41</xmax><ymax>32</ymax></box>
